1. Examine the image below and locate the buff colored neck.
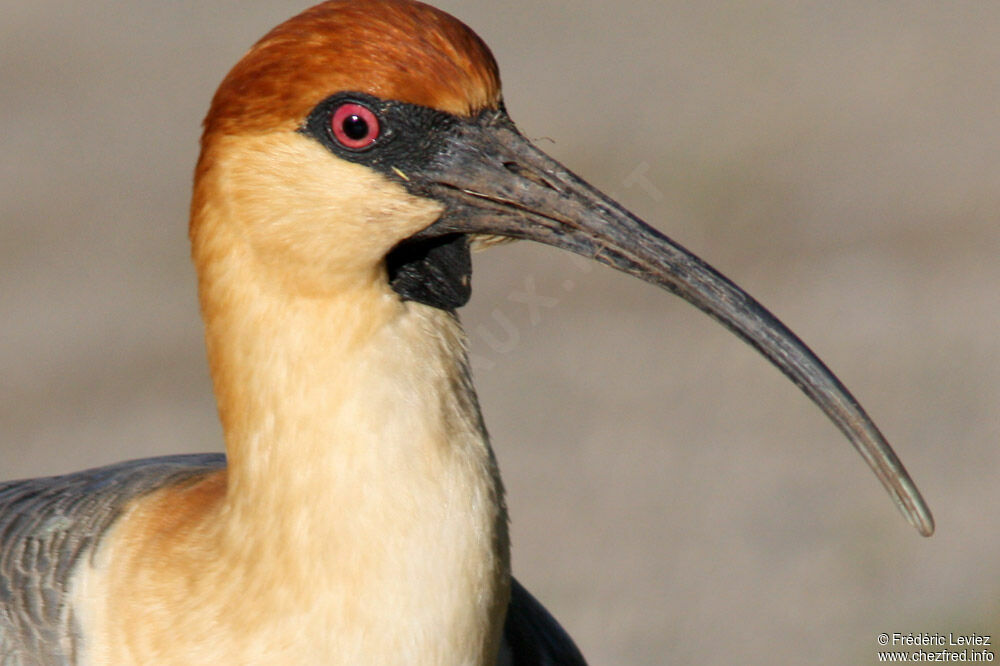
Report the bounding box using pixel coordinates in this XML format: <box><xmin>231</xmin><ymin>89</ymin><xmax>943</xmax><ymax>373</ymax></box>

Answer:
<box><xmin>82</xmin><ymin>181</ymin><xmax>510</xmax><ymax>664</ymax></box>
<box><xmin>212</xmin><ymin>251</ymin><xmax>510</xmax><ymax>658</ymax></box>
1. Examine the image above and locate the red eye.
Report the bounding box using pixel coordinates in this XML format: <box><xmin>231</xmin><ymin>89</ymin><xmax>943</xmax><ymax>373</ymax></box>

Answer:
<box><xmin>331</xmin><ymin>102</ymin><xmax>380</xmax><ymax>150</ymax></box>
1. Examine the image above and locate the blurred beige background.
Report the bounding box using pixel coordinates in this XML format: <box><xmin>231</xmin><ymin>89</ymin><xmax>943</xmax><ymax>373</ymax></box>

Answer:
<box><xmin>2</xmin><ymin>1</ymin><xmax>998</xmax><ymax>663</ymax></box>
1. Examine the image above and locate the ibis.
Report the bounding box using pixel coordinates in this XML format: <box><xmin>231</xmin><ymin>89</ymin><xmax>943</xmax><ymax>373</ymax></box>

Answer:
<box><xmin>0</xmin><ymin>0</ymin><xmax>933</xmax><ymax>663</ymax></box>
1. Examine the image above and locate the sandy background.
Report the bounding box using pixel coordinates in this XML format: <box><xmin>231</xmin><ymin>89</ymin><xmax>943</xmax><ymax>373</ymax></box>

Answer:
<box><xmin>2</xmin><ymin>1</ymin><xmax>998</xmax><ymax>663</ymax></box>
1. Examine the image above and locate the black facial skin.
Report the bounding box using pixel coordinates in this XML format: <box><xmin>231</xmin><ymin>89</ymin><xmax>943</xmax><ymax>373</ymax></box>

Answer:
<box><xmin>301</xmin><ymin>91</ymin><xmax>478</xmax><ymax>310</ymax></box>
<box><xmin>303</xmin><ymin>91</ymin><xmax>461</xmax><ymax>173</ymax></box>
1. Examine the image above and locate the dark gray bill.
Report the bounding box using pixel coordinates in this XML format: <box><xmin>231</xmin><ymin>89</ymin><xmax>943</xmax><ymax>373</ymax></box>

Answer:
<box><xmin>409</xmin><ymin>110</ymin><xmax>934</xmax><ymax>537</ymax></box>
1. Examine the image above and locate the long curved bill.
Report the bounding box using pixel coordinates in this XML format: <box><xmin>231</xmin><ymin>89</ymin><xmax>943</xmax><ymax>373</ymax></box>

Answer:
<box><xmin>411</xmin><ymin>109</ymin><xmax>934</xmax><ymax>536</ymax></box>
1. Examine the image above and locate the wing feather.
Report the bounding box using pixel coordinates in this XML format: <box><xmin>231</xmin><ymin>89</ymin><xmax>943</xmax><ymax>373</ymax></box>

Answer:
<box><xmin>498</xmin><ymin>577</ymin><xmax>588</xmax><ymax>665</ymax></box>
<box><xmin>0</xmin><ymin>454</ymin><xmax>225</xmax><ymax>664</ymax></box>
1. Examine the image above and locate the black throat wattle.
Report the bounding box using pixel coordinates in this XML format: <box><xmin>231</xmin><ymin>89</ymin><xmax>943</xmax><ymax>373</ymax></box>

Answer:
<box><xmin>386</xmin><ymin>233</ymin><xmax>471</xmax><ymax>311</ymax></box>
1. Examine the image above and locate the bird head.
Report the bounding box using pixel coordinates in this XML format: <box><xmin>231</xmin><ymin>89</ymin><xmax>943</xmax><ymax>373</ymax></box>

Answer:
<box><xmin>191</xmin><ymin>0</ymin><xmax>501</xmax><ymax>297</ymax></box>
<box><xmin>189</xmin><ymin>0</ymin><xmax>933</xmax><ymax>535</ymax></box>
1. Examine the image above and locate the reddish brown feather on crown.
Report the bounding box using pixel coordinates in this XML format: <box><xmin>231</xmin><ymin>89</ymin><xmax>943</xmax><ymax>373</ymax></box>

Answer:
<box><xmin>203</xmin><ymin>0</ymin><xmax>501</xmax><ymax>138</ymax></box>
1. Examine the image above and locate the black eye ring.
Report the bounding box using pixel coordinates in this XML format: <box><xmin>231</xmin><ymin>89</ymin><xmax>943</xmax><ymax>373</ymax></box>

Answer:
<box><xmin>330</xmin><ymin>102</ymin><xmax>380</xmax><ymax>150</ymax></box>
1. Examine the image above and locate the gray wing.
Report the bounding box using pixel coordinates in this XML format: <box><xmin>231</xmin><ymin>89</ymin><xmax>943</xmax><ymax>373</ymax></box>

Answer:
<box><xmin>498</xmin><ymin>577</ymin><xmax>588</xmax><ymax>665</ymax></box>
<box><xmin>0</xmin><ymin>454</ymin><xmax>225</xmax><ymax>665</ymax></box>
